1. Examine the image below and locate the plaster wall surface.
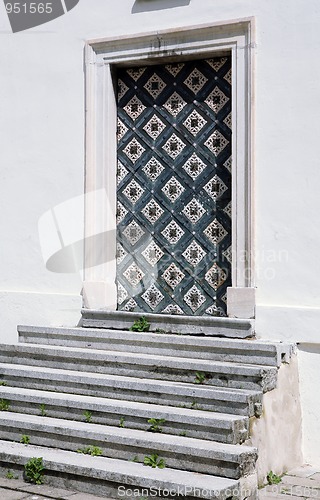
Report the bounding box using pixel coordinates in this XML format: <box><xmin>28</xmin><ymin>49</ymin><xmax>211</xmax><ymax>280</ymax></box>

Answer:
<box><xmin>0</xmin><ymin>0</ymin><xmax>319</xmax><ymax>466</ymax></box>
<box><xmin>248</xmin><ymin>355</ymin><xmax>303</xmax><ymax>485</ymax></box>
<box><xmin>297</xmin><ymin>345</ymin><xmax>320</xmax><ymax>468</ymax></box>
<box><xmin>0</xmin><ymin>0</ymin><xmax>319</xmax><ymax>342</ymax></box>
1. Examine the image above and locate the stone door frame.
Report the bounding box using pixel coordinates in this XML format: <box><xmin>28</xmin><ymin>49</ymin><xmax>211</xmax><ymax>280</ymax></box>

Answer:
<box><xmin>83</xmin><ymin>18</ymin><xmax>256</xmax><ymax>318</ymax></box>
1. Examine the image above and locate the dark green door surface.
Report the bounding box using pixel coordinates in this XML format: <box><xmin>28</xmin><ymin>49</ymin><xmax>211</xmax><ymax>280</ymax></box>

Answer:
<box><xmin>116</xmin><ymin>56</ymin><xmax>232</xmax><ymax>316</ymax></box>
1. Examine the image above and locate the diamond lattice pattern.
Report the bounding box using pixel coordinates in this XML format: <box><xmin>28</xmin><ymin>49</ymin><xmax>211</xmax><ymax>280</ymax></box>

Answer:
<box><xmin>117</xmin><ymin>57</ymin><xmax>232</xmax><ymax>315</ymax></box>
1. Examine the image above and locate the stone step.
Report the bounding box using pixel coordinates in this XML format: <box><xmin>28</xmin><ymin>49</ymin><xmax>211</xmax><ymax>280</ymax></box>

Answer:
<box><xmin>0</xmin><ymin>343</ymin><xmax>278</xmax><ymax>392</ymax></box>
<box><xmin>0</xmin><ymin>386</ymin><xmax>249</xmax><ymax>444</ymax></box>
<box><xmin>0</xmin><ymin>412</ymin><xmax>257</xmax><ymax>479</ymax></box>
<box><xmin>18</xmin><ymin>325</ymin><xmax>292</xmax><ymax>367</ymax></box>
<box><xmin>81</xmin><ymin>309</ymin><xmax>254</xmax><ymax>338</ymax></box>
<box><xmin>0</xmin><ymin>363</ymin><xmax>262</xmax><ymax>417</ymax></box>
<box><xmin>0</xmin><ymin>441</ymin><xmax>244</xmax><ymax>500</ymax></box>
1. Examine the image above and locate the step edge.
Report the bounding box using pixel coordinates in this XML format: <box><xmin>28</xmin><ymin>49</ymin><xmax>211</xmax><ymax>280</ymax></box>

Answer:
<box><xmin>0</xmin><ymin>362</ymin><xmax>263</xmax><ymax>398</ymax></box>
<box><xmin>0</xmin><ymin>412</ymin><xmax>256</xmax><ymax>456</ymax></box>
<box><xmin>0</xmin><ymin>440</ymin><xmax>241</xmax><ymax>491</ymax></box>
<box><xmin>17</xmin><ymin>325</ymin><xmax>279</xmax><ymax>350</ymax></box>
<box><xmin>0</xmin><ymin>387</ymin><xmax>251</xmax><ymax>422</ymax></box>
<box><xmin>0</xmin><ymin>343</ymin><xmax>278</xmax><ymax>374</ymax></box>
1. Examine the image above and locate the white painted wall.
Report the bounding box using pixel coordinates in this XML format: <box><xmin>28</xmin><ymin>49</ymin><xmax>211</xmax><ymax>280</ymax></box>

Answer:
<box><xmin>297</xmin><ymin>345</ymin><xmax>320</xmax><ymax>468</ymax></box>
<box><xmin>0</xmin><ymin>0</ymin><xmax>319</xmax><ymax>463</ymax></box>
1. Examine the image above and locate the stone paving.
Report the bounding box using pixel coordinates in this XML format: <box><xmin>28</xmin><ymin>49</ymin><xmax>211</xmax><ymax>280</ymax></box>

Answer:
<box><xmin>0</xmin><ymin>464</ymin><xmax>319</xmax><ymax>499</ymax></box>
<box><xmin>0</xmin><ymin>477</ymin><xmax>104</xmax><ymax>500</ymax></box>
<box><xmin>259</xmin><ymin>464</ymin><xmax>320</xmax><ymax>500</ymax></box>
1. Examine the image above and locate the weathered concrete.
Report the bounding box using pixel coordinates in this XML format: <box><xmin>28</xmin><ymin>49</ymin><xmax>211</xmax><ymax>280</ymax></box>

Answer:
<box><xmin>0</xmin><ymin>387</ymin><xmax>250</xmax><ymax>444</ymax></box>
<box><xmin>0</xmin><ymin>362</ymin><xmax>262</xmax><ymax>416</ymax></box>
<box><xmin>0</xmin><ymin>343</ymin><xmax>278</xmax><ymax>392</ymax></box>
<box><xmin>18</xmin><ymin>325</ymin><xmax>294</xmax><ymax>367</ymax></box>
<box><xmin>0</xmin><ymin>321</ymin><xmax>300</xmax><ymax>499</ymax></box>
<box><xmin>2</xmin><ymin>464</ymin><xmax>319</xmax><ymax>500</ymax></box>
<box><xmin>0</xmin><ymin>441</ymin><xmax>241</xmax><ymax>500</ymax></box>
<box><xmin>81</xmin><ymin>309</ymin><xmax>255</xmax><ymax>338</ymax></box>
<box><xmin>0</xmin><ymin>412</ymin><xmax>257</xmax><ymax>479</ymax></box>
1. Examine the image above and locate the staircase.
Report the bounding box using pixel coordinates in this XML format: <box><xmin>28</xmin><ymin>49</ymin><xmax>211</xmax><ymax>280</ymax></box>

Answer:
<box><xmin>0</xmin><ymin>313</ymin><xmax>294</xmax><ymax>499</ymax></box>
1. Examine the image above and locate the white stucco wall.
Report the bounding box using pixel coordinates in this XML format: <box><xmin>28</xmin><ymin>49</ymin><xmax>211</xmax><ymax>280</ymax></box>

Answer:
<box><xmin>0</xmin><ymin>0</ymin><xmax>319</xmax><ymax>463</ymax></box>
<box><xmin>297</xmin><ymin>345</ymin><xmax>320</xmax><ymax>468</ymax></box>
<box><xmin>1</xmin><ymin>0</ymin><xmax>319</xmax><ymax>341</ymax></box>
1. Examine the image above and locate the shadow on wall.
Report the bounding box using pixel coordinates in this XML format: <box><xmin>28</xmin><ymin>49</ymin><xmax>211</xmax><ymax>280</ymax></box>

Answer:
<box><xmin>297</xmin><ymin>343</ymin><xmax>320</xmax><ymax>355</ymax></box>
<box><xmin>132</xmin><ymin>0</ymin><xmax>191</xmax><ymax>13</ymax></box>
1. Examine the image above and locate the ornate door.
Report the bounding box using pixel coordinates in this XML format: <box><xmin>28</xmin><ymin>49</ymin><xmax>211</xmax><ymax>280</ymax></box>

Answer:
<box><xmin>116</xmin><ymin>56</ymin><xmax>232</xmax><ymax>316</ymax></box>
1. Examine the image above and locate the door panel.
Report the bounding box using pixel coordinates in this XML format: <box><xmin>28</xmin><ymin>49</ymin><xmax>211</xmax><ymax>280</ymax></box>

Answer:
<box><xmin>116</xmin><ymin>57</ymin><xmax>231</xmax><ymax>316</ymax></box>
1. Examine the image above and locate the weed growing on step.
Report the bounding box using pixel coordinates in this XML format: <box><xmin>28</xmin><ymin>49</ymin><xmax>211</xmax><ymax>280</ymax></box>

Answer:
<box><xmin>39</xmin><ymin>404</ymin><xmax>47</xmax><ymax>417</ymax></box>
<box><xmin>0</xmin><ymin>399</ymin><xmax>10</xmax><ymax>411</ymax></box>
<box><xmin>83</xmin><ymin>410</ymin><xmax>92</xmax><ymax>423</ymax></box>
<box><xmin>131</xmin><ymin>456</ymin><xmax>139</xmax><ymax>462</ymax></box>
<box><xmin>130</xmin><ymin>316</ymin><xmax>150</xmax><ymax>332</ymax></box>
<box><xmin>6</xmin><ymin>470</ymin><xmax>17</xmax><ymax>479</ymax></box>
<box><xmin>77</xmin><ymin>445</ymin><xmax>102</xmax><ymax>456</ymax></box>
<box><xmin>179</xmin><ymin>431</ymin><xmax>187</xmax><ymax>437</ymax></box>
<box><xmin>0</xmin><ymin>381</ymin><xmax>7</xmax><ymax>386</ymax></box>
<box><xmin>147</xmin><ymin>418</ymin><xmax>166</xmax><ymax>433</ymax></box>
<box><xmin>194</xmin><ymin>372</ymin><xmax>209</xmax><ymax>384</ymax></box>
<box><xmin>119</xmin><ymin>416</ymin><xmax>125</xmax><ymax>428</ymax></box>
<box><xmin>143</xmin><ymin>454</ymin><xmax>165</xmax><ymax>469</ymax></box>
<box><xmin>24</xmin><ymin>457</ymin><xmax>44</xmax><ymax>485</ymax></box>
<box><xmin>20</xmin><ymin>435</ymin><xmax>30</xmax><ymax>445</ymax></box>
<box><xmin>155</xmin><ymin>329</ymin><xmax>166</xmax><ymax>334</ymax></box>
<box><xmin>267</xmin><ymin>471</ymin><xmax>282</xmax><ymax>485</ymax></box>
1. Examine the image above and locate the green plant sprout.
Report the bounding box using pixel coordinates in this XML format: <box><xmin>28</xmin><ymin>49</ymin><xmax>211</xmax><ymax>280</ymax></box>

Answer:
<box><xmin>83</xmin><ymin>410</ymin><xmax>92</xmax><ymax>423</ymax></box>
<box><xmin>39</xmin><ymin>404</ymin><xmax>47</xmax><ymax>417</ymax></box>
<box><xmin>0</xmin><ymin>399</ymin><xmax>10</xmax><ymax>411</ymax></box>
<box><xmin>143</xmin><ymin>454</ymin><xmax>165</xmax><ymax>469</ymax></box>
<box><xmin>5</xmin><ymin>470</ymin><xmax>17</xmax><ymax>479</ymax></box>
<box><xmin>130</xmin><ymin>316</ymin><xmax>150</xmax><ymax>332</ymax></box>
<box><xmin>194</xmin><ymin>372</ymin><xmax>209</xmax><ymax>384</ymax></box>
<box><xmin>77</xmin><ymin>445</ymin><xmax>102</xmax><ymax>456</ymax></box>
<box><xmin>24</xmin><ymin>457</ymin><xmax>44</xmax><ymax>485</ymax></box>
<box><xmin>147</xmin><ymin>418</ymin><xmax>166</xmax><ymax>433</ymax></box>
<box><xmin>267</xmin><ymin>471</ymin><xmax>282</xmax><ymax>485</ymax></box>
<box><xmin>20</xmin><ymin>435</ymin><xmax>30</xmax><ymax>445</ymax></box>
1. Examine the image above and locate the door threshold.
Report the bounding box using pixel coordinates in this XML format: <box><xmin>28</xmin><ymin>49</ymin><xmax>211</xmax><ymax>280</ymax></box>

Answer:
<box><xmin>81</xmin><ymin>309</ymin><xmax>254</xmax><ymax>338</ymax></box>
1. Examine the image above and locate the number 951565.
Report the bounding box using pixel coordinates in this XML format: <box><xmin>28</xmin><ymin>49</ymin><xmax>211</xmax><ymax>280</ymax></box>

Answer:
<box><xmin>5</xmin><ymin>3</ymin><xmax>53</xmax><ymax>14</ymax></box>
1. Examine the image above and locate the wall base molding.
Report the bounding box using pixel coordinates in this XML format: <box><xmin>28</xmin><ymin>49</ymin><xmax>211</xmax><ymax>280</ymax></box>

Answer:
<box><xmin>255</xmin><ymin>304</ymin><xmax>320</xmax><ymax>343</ymax></box>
